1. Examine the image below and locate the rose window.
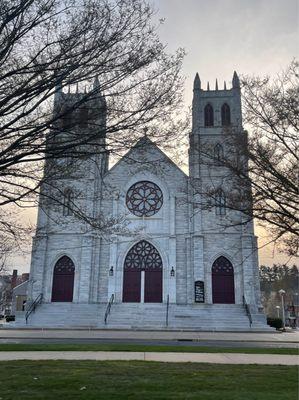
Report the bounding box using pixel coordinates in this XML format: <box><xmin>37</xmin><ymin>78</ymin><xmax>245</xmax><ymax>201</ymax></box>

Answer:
<box><xmin>126</xmin><ymin>181</ymin><xmax>163</xmax><ymax>217</ymax></box>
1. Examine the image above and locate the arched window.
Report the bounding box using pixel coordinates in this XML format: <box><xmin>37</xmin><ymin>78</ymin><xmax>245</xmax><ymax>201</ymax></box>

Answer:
<box><xmin>214</xmin><ymin>143</ymin><xmax>224</xmax><ymax>162</ymax></box>
<box><xmin>78</xmin><ymin>107</ymin><xmax>88</xmax><ymax>128</ymax></box>
<box><xmin>63</xmin><ymin>189</ymin><xmax>74</xmax><ymax>216</ymax></box>
<box><xmin>215</xmin><ymin>189</ymin><xmax>226</xmax><ymax>215</ymax></box>
<box><xmin>61</xmin><ymin>107</ymin><xmax>72</xmax><ymax>130</ymax></box>
<box><xmin>221</xmin><ymin>103</ymin><xmax>231</xmax><ymax>126</ymax></box>
<box><xmin>204</xmin><ymin>104</ymin><xmax>214</xmax><ymax>127</ymax></box>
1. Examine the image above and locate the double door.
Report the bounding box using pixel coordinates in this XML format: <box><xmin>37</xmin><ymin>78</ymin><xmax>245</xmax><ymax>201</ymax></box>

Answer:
<box><xmin>123</xmin><ymin>269</ymin><xmax>162</xmax><ymax>303</ymax></box>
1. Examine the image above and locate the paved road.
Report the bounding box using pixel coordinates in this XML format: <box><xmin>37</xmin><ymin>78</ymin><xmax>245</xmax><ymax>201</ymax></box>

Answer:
<box><xmin>0</xmin><ymin>328</ymin><xmax>298</xmax><ymax>348</ymax></box>
<box><xmin>0</xmin><ymin>337</ymin><xmax>298</xmax><ymax>348</ymax></box>
<box><xmin>0</xmin><ymin>328</ymin><xmax>298</xmax><ymax>341</ymax></box>
<box><xmin>0</xmin><ymin>351</ymin><xmax>298</xmax><ymax>365</ymax></box>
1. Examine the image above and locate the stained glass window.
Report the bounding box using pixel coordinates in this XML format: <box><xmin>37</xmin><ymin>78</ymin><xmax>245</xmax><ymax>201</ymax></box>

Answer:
<box><xmin>124</xmin><ymin>240</ymin><xmax>162</xmax><ymax>271</ymax></box>
<box><xmin>215</xmin><ymin>188</ymin><xmax>226</xmax><ymax>216</ymax></box>
<box><xmin>126</xmin><ymin>181</ymin><xmax>163</xmax><ymax>217</ymax></box>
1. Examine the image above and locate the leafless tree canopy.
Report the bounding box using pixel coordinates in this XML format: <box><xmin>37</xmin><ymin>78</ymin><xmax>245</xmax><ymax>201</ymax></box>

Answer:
<box><xmin>241</xmin><ymin>62</ymin><xmax>298</xmax><ymax>256</ymax></box>
<box><xmin>0</xmin><ymin>0</ymin><xmax>186</xmax><ymax>253</ymax></box>
<box><xmin>195</xmin><ymin>62</ymin><xmax>299</xmax><ymax>257</ymax></box>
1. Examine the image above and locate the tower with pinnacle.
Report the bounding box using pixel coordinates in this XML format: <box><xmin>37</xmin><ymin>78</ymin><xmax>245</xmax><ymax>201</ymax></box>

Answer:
<box><xmin>29</xmin><ymin>77</ymin><xmax>108</xmax><ymax>303</ymax></box>
<box><xmin>189</xmin><ymin>71</ymin><xmax>261</xmax><ymax>309</ymax></box>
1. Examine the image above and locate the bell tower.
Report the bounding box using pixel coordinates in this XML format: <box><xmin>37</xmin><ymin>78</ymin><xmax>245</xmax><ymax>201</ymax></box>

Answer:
<box><xmin>30</xmin><ymin>77</ymin><xmax>108</xmax><ymax>303</ymax></box>
<box><xmin>188</xmin><ymin>71</ymin><xmax>261</xmax><ymax>309</ymax></box>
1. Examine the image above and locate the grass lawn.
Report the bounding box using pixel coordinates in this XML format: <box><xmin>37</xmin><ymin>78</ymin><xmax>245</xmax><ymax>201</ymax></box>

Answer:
<box><xmin>0</xmin><ymin>360</ymin><xmax>297</xmax><ymax>400</ymax></box>
<box><xmin>0</xmin><ymin>343</ymin><xmax>298</xmax><ymax>355</ymax></box>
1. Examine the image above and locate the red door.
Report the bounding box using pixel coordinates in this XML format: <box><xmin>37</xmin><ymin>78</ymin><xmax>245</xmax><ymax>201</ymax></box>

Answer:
<box><xmin>123</xmin><ymin>270</ymin><xmax>141</xmax><ymax>302</ymax></box>
<box><xmin>123</xmin><ymin>241</ymin><xmax>163</xmax><ymax>303</ymax></box>
<box><xmin>144</xmin><ymin>270</ymin><xmax>162</xmax><ymax>303</ymax></box>
<box><xmin>212</xmin><ymin>256</ymin><xmax>235</xmax><ymax>304</ymax></box>
<box><xmin>51</xmin><ymin>256</ymin><xmax>75</xmax><ymax>302</ymax></box>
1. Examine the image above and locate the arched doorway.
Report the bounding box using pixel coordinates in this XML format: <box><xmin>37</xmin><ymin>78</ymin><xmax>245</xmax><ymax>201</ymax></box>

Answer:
<box><xmin>212</xmin><ymin>256</ymin><xmax>235</xmax><ymax>304</ymax></box>
<box><xmin>51</xmin><ymin>256</ymin><xmax>75</xmax><ymax>302</ymax></box>
<box><xmin>123</xmin><ymin>241</ymin><xmax>162</xmax><ymax>303</ymax></box>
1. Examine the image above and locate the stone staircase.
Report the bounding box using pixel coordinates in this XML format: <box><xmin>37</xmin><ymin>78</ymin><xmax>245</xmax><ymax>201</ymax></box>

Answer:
<box><xmin>13</xmin><ymin>301</ymin><xmax>270</xmax><ymax>331</ymax></box>
<box><xmin>14</xmin><ymin>303</ymin><xmax>105</xmax><ymax>328</ymax></box>
<box><xmin>104</xmin><ymin>303</ymin><xmax>270</xmax><ymax>331</ymax></box>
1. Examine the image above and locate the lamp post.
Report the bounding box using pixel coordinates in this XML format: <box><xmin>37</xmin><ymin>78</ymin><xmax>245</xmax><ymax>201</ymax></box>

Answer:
<box><xmin>275</xmin><ymin>305</ymin><xmax>280</xmax><ymax>318</ymax></box>
<box><xmin>278</xmin><ymin>289</ymin><xmax>286</xmax><ymax>330</ymax></box>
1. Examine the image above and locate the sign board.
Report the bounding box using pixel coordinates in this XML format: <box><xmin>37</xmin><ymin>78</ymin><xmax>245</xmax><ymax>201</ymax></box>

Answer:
<box><xmin>194</xmin><ymin>280</ymin><xmax>205</xmax><ymax>303</ymax></box>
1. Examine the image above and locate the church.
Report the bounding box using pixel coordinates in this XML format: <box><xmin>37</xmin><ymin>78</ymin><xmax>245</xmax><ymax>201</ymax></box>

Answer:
<box><xmin>23</xmin><ymin>71</ymin><xmax>269</xmax><ymax>330</ymax></box>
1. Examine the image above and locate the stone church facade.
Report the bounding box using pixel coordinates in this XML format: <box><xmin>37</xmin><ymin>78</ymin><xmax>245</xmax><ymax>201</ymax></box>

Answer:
<box><xmin>24</xmin><ymin>72</ymin><xmax>269</xmax><ymax>330</ymax></box>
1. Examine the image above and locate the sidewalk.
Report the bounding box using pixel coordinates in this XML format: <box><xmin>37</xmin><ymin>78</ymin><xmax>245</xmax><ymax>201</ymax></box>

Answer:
<box><xmin>0</xmin><ymin>351</ymin><xmax>298</xmax><ymax>365</ymax></box>
<box><xmin>0</xmin><ymin>328</ymin><xmax>298</xmax><ymax>342</ymax></box>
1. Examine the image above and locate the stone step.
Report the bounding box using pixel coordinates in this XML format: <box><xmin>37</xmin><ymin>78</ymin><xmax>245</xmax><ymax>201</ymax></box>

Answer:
<box><xmin>19</xmin><ymin>301</ymin><xmax>269</xmax><ymax>331</ymax></box>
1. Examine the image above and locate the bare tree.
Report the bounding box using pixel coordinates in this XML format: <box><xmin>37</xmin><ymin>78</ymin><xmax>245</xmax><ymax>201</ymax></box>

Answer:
<box><xmin>0</xmin><ymin>0</ymin><xmax>186</xmax><ymax>250</ymax></box>
<box><xmin>192</xmin><ymin>62</ymin><xmax>299</xmax><ymax>257</ymax></box>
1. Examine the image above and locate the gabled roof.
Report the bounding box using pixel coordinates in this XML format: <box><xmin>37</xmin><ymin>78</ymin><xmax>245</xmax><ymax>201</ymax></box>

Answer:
<box><xmin>12</xmin><ymin>280</ymin><xmax>28</xmax><ymax>294</ymax></box>
<box><xmin>107</xmin><ymin>135</ymin><xmax>188</xmax><ymax>177</ymax></box>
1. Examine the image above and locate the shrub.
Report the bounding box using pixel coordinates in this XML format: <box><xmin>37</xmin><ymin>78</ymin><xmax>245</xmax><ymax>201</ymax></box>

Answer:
<box><xmin>5</xmin><ymin>315</ymin><xmax>15</xmax><ymax>322</ymax></box>
<box><xmin>267</xmin><ymin>317</ymin><xmax>283</xmax><ymax>329</ymax></box>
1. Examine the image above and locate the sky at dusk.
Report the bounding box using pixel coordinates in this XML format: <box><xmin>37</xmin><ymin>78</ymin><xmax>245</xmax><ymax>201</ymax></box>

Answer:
<box><xmin>9</xmin><ymin>0</ymin><xmax>298</xmax><ymax>273</ymax></box>
<box><xmin>152</xmin><ymin>0</ymin><xmax>298</xmax><ymax>105</ymax></box>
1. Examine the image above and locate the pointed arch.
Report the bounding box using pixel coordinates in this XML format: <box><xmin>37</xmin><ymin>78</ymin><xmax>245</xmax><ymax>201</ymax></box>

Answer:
<box><xmin>215</xmin><ymin>188</ymin><xmax>226</xmax><ymax>215</ymax></box>
<box><xmin>214</xmin><ymin>143</ymin><xmax>224</xmax><ymax>162</ymax></box>
<box><xmin>123</xmin><ymin>240</ymin><xmax>162</xmax><ymax>303</ymax></box>
<box><xmin>221</xmin><ymin>103</ymin><xmax>231</xmax><ymax>126</ymax></box>
<box><xmin>204</xmin><ymin>104</ymin><xmax>214</xmax><ymax>127</ymax></box>
<box><xmin>78</xmin><ymin>107</ymin><xmax>89</xmax><ymax>128</ymax></box>
<box><xmin>63</xmin><ymin>188</ymin><xmax>74</xmax><ymax>216</ymax></box>
<box><xmin>212</xmin><ymin>256</ymin><xmax>235</xmax><ymax>303</ymax></box>
<box><xmin>61</xmin><ymin>106</ymin><xmax>72</xmax><ymax>130</ymax></box>
<box><xmin>51</xmin><ymin>256</ymin><xmax>75</xmax><ymax>302</ymax></box>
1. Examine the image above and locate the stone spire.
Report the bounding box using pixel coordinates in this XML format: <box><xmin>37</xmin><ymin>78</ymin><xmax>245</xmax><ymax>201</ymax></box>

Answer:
<box><xmin>232</xmin><ymin>71</ymin><xmax>240</xmax><ymax>89</ymax></box>
<box><xmin>193</xmin><ymin>73</ymin><xmax>201</xmax><ymax>90</ymax></box>
<box><xmin>224</xmin><ymin>81</ymin><xmax>227</xmax><ymax>90</ymax></box>
<box><xmin>215</xmin><ymin>79</ymin><xmax>218</xmax><ymax>90</ymax></box>
<box><xmin>207</xmin><ymin>81</ymin><xmax>210</xmax><ymax>91</ymax></box>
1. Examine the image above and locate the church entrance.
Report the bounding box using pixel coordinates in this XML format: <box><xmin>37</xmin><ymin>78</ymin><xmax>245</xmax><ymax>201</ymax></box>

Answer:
<box><xmin>123</xmin><ymin>241</ymin><xmax>162</xmax><ymax>303</ymax></box>
<box><xmin>212</xmin><ymin>256</ymin><xmax>235</xmax><ymax>304</ymax></box>
<box><xmin>51</xmin><ymin>256</ymin><xmax>75</xmax><ymax>302</ymax></box>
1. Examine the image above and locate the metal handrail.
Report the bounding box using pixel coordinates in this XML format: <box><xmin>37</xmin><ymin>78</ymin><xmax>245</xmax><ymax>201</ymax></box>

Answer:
<box><xmin>104</xmin><ymin>294</ymin><xmax>114</xmax><ymax>325</ymax></box>
<box><xmin>25</xmin><ymin>293</ymin><xmax>43</xmax><ymax>324</ymax></box>
<box><xmin>243</xmin><ymin>295</ymin><xmax>252</xmax><ymax>327</ymax></box>
<box><xmin>166</xmin><ymin>294</ymin><xmax>169</xmax><ymax>327</ymax></box>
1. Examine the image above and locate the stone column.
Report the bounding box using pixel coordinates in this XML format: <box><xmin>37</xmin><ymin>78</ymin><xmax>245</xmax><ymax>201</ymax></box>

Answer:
<box><xmin>78</xmin><ymin>235</ymin><xmax>94</xmax><ymax>303</ymax></box>
<box><xmin>29</xmin><ymin>235</ymin><xmax>48</xmax><ymax>302</ymax></box>
<box><xmin>168</xmin><ymin>236</ymin><xmax>176</xmax><ymax>303</ymax></box>
<box><xmin>108</xmin><ymin>240</ymin><xmax>117</xmax><ymax>301</ymax></box>
<box><xmin>193</xmin><ymin>234</ymin><xmax>204</xmax><ymax>302</ymax></box>
<box><xmin>241</xmin><ymin>235</ymin><xmax>256</xmax><ymax>307</ymax></box>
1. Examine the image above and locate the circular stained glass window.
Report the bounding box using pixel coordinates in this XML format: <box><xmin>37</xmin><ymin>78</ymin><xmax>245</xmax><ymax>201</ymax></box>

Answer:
<box><xmin>126</xmin><ymin>181</ymin><xmax>163</xmax><ymax>217</ymax></box>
